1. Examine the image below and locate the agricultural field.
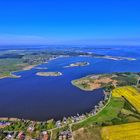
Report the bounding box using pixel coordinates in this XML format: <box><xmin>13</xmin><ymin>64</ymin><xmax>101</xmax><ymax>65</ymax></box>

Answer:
<box><xmin>73</xmin><ymin>126</ymin><xmax>101</xmax><ymax>140</ymax></box>
<box><xmin>112</xmin><ymin>86</ymin><xmax>140</xmax><ymax>112</ymax></box>
<box><xmin>72</xmin><ymin>86</ymin><xmax>140</xmax><ymax>140</ymax></box>
<box><xmin>101</xmin><ymin>122</ymin><xmax>140</xmax><ymax>140</ymax></box>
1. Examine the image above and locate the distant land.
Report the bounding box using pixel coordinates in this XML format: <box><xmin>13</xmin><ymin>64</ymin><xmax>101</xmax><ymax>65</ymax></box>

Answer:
<box><xmin>0</xmin><ymin>46</ymin><xmax>136</xmax><ymax>79</ymax></box>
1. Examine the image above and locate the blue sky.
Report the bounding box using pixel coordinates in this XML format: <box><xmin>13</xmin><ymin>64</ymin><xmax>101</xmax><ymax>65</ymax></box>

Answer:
<box><xmin>0</xmin><ymin>0</ymin><xmax>140</xmax><ymax>45</ymax></box>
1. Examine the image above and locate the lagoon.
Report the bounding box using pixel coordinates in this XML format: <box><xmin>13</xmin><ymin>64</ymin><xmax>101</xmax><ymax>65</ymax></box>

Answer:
<box><xmin>0</xmin><ymin>47</ymin><xmax>140</xmax><ymax>121</ymax></box>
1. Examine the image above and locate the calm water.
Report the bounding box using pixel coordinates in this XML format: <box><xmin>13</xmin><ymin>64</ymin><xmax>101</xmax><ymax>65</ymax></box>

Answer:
<box><xmin>0</xmin><ymin>47</ymin><xmax>140</xmax><ymax>121</ymax></box>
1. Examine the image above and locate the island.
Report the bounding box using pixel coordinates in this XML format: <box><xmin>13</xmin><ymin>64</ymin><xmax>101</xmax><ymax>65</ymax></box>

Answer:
<box><xmin>100</xmin><ymin>55</ymin><xmax>136</xmax><ymax>61</ymax></box>
<box><xmin>36</xmin><ymin>72</ymin><xmax>62</xmax><ymax>77</ymax></box>
<box><xmin>64</xmin><ymin>62</ymin><xmax>89</xmax><ymax>68</ymax></box>
<box><xmin>34</xmin><ymin>67</ymin><xmax>48</xmax><ymax>70</ymax></box>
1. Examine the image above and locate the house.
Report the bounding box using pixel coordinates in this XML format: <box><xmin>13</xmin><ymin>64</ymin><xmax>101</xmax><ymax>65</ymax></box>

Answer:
<box><xmin>56</xmin><ymin>120</ymin><xmax>62</xmax><ymax>128</ymax></box>
<box><xmin>40</xmin><ymin>131</ymin><xmax>49</xmax><ymax>140</ymax></box>
<box><xmin>18</xmin><ymin>132</ymin><xmax>25</xmax><ymax>140</ymax></box>
<box><xmin>58</xmin><ymin>130</ymin><xmax>72</xmax><ymax>140</ymax></box>
<box><xmin>0</xmin><ymin>122</ymin><xmax>11</xmax><ymax>128</ymax></box>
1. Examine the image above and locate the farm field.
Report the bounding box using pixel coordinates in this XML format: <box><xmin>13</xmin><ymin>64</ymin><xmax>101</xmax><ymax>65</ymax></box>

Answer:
<box><xmin>72</xmin><ymin>86</ymin><xmax>140</xmax><ymax>140</ymax></box>
<box><xmin>101</xmin><ymin>122</ymin><xmax>140</xmax><ymax>140</ymax></box>
<box><xmin>112</xmin><ymin>86</ymin><xmax>140</xmax><ymax>112</ymax></box>
<box><xmin>73</xmin><ymin>126</ymin><xmax>101</xmax><ymax>140</ymax></box>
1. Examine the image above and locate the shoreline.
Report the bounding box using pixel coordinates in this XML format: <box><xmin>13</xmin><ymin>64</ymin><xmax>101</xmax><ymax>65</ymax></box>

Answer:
<box><xmin>0</xmin><ymin>55</ymin><xmax>136</xmax><ymax>80</ymax></box>
<box><xmin>0</xmin><ymin>64</ymin><xmax>38</xmax><ymax>80</ymax></box>
<box><xmin>0</xmin><ymin>90</ymin><xmax>106</xmax><ymax>122</ymax></box>
<box><xmin>0</xmin><ymin>55</ymin><xmax>67</xmax><ymax>80</ymax></box>
<box><xmin>71</xmin><ymin>80</ymin><xmax>93</xmax><ymax>91</ymax></box>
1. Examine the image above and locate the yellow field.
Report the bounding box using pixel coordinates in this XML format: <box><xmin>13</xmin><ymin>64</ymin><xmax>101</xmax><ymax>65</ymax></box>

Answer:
<box><xmin>101</xmin><ymin>122</ymin><xmax>140</xmax><ymax>140</ymax></box>
<box><xmin>112</xmin><ymin>86</ymin><xmax>140</xmax><ymax>112</ymax></box>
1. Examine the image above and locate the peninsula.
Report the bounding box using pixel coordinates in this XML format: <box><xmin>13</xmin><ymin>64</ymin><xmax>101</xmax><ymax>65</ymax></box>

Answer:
<box><xmin>72</xmin><ymin>72</ymin><xmax>140</xmax><ymax>91</ymax></box>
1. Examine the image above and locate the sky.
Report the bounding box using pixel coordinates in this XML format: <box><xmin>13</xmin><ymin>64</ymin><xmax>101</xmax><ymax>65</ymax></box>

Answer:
<box><xmin>0</xmin><ymin>0</ymin><xmax>140</xmax><ymax>45</ymax></box>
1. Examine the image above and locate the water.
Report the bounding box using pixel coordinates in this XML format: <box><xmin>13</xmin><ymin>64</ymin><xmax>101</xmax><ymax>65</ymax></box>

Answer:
<box><xmin>0</xmin><ymin>46</ymin><xmax>140</xmax><ymax>121</ymax></box>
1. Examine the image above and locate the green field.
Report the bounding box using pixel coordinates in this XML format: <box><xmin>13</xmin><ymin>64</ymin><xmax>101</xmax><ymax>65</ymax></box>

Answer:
<box><xmin>0</xmin><ymin>58</ymin><xmax>26</xmax><ymax>77</ymax></box>
<box><xmin>72</xmin><ymin>97</ymin><xmax>125</xmax><ymax>130</ymax></box>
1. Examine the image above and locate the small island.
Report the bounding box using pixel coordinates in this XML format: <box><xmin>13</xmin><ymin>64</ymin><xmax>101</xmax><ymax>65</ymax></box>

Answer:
<box><xmin>64</xmin><ymin>61</ymin><xmax>89</xmax><ymax>68</ymax></box>
<box><xmin>101</xmin><ymin>55</ymin><xmax>136</xmax><ymax>61</ymax></box>
<box><xmin>34</xmin><ymin>67</ymin><xmax>48</xmax><ymax>70</ymax></box>
<box><xmin>36</xmin><ymin>72</ymin><xmax>62</xmax><ymax>77</ymax></box>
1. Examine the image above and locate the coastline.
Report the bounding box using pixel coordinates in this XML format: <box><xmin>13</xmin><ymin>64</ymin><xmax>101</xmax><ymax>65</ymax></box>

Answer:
<box><xmin>71</xmin><ymin>80</ymin><xmax>93</xmax><ymax>91</ymax></box>
<box><xmin>0</xmin><ymin>55</ymin><xmax>136</xmax><ymax>80</ymax></box>
<box><xmin>0</xmin><ymin>64</ymin><xmax>38</xmax><ymax>80</ymax></box>
<box><xmin>0</xmin><ymin>90</ymin><xmax>106</xmax><ymax>122</ymax></box>
<box><xmin>0</xmin><ymin>55</ymin><xmax>67</xmax><ymax>80</ymax></box>
<box><xmin>22</xmin><ymin>64</ymin><xmax>37</xmax><ymax>71</ymax></box>
<box><xmin>0</xmin><ymin>73</ymin><xmax>21</xmax><ymax>79</ymax></box>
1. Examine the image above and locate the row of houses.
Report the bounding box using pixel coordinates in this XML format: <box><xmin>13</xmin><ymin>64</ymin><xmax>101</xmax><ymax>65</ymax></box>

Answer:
<box><xmin>58</xmin><ymin>130</ymin><xmax>72</xmax><ymax>140</ymax></box>
<box><xmin>56</xmin><ymin>94</ymin><xmax>109</xmax><ymax>128</ymax></box>
<box><xmin>1</xmin><ymin>130</ymin><xmax>50</xmax><ymax>140</ymax></box>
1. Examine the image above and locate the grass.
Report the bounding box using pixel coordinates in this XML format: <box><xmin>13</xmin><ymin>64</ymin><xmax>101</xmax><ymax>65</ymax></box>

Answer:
<box><xmin>72</xmin><ymin>97</ymin><xmax>125</xmax><ymax>131</ymax></box>
<box><xmin>0</xmin><ymin>58</ymin><xmax>28</xmax><ymax>78</ymax></box>
<box><xmin>71</xmin><ymin>79</ymin><xmax>92</xmax><ymax>91</ymax></box>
